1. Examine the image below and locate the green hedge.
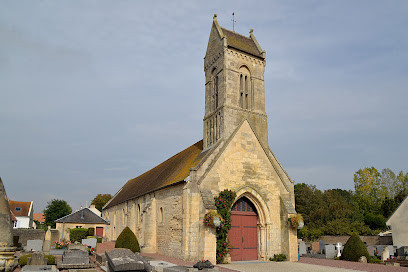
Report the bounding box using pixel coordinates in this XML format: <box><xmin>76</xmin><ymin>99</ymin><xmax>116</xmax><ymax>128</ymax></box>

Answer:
<box><xmin>115</xmin><ymin>227</ymin><xmax>140</xmax><ymax>253</ymax></box>
<box><xmin>70</xmin><ymin>228</ymin><xmax>89</xmax><ymax>243</ymax></box>
<box><xmin>340</xmin><ymin>234</ymin><xmax>370</xmax><ymax>262</ymax></box>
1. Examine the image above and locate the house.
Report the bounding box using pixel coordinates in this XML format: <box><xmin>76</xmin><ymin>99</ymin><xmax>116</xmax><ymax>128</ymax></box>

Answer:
<box><xmin>55</xmin><ymin>207</ymin><xmax>109</xmax><ymax>240</ymax></box>
<box><xmin>103</xmin><ymin>15</ymin><xmax>297</xmax><ymax>263</ymax></box>
<box><xmin>8</xmin><ymin>200</ymin><xmax>34</xmax><ymax>228</ymax></box>
<box><xmin>386</xmin><ymin>194</ymin><xmax>408</xmax><ymax>246</ymax></box>
<box><xmin>33</xmin><ymin>213</ymin><xmax>45</xmax><ymax>223</ymax></box>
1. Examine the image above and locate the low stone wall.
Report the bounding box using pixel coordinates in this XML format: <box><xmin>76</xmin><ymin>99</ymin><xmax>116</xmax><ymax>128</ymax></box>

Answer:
<box><xmin>320</xmin><ymin>235</ymin><xmax>393</xmax><ymax>245</ymax></box>
<box><xmin>12</xmin><ymin>229</ymin><xmax>59</xmax><ymax>246</ymax></box>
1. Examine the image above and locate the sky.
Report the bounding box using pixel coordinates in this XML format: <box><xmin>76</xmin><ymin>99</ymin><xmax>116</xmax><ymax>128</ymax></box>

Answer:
<box><xmin>1</xmin><ymin>1</ymin><xmax>407</xmax><ymax>213</ymax></box>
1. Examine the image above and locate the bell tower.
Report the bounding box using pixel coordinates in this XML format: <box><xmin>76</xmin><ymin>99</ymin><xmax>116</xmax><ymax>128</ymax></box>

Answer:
<box><xmin>203</xmin><ymin>15</ymin><xmax>268</xmax><ymax>149</ymax></box>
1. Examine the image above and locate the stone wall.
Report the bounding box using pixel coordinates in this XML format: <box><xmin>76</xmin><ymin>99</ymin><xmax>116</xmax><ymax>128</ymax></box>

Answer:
<box><xmin>55</xmin><ymin>222</ymin><xmax>108</xmax><ymax>240</ymax></box>
<box><xmin>12</xmin><ymin>228</ymin><xmax>59</xmax><ymax>246</ymax></box>
<box><xmin>320</xmin><ymin>235</ymin><xmax>393</xmax><ymax>245</ymax></box>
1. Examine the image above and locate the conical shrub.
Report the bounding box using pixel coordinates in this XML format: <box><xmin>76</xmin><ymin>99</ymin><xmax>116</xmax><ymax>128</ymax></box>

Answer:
<box><xmin>340</xmin><ymin>234</ymin><xmax>369</xmax><ymax>262</ymax></box>
<box><xmin>115</xmin><ymin>227</ymin><xmax>140</xmax><ymax>253</ymax></box>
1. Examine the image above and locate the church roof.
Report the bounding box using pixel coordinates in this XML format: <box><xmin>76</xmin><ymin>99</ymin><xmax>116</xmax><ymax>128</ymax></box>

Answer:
<box><xmin>105</xmin><ymin>140</ymin><xmax>205</xmax><ymax>209</ymax></box>
<box><xmin>221</xmin><ymin>27</ymin><xmax>264</xmax><ymax>59</ymax></box>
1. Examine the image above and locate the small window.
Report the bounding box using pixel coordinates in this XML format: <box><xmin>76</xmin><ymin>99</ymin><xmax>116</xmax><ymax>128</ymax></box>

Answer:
<box><xmin>159</xmin><ymin>207</ymin><xmax>164</xmax><ymax>224</ymax></box>
<box><xmin>15</xmin><ymin>207</ymin><xmax>21</xmax><ymax>211</ymax></box>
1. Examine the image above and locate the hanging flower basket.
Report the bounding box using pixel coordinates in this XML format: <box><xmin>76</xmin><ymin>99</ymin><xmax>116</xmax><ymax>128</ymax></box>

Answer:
<box><xmin>288</xmin><ymin>214</ymin><xmax>304</xmax><ymax>230</ymax></box>
<box><xmin>203</xmin><ymin>210</ymin><xmax>223</xmax><ymax>228</ymax></box>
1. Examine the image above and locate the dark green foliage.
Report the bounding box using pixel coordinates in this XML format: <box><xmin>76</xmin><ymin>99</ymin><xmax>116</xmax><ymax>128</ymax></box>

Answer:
<box><xmin>214</xmin><ymin>189</ymin><xmax>236</xmax><ymax>264</ymax></box>
<box><xmin>43</xmin><ymin>199</ymin><xmax>72</xmax><ymax>228</ymax></box>
<box><xmin>340</xmin><ymin>234</ymin><xmax>370</xmax><ymax>262</ymax></box>
<box><xmin>91</xmin><ymin>194</ymin><xmax>112</xmax><ymax>211</ymax></box>
<box><xmin>269</xmin><ymin>254</ymin><xmax>287</xmax><ymax>262</ymax></box>
<box><xmin>369</xmin><ymin>255</ymin><xmax>382</xmax><ymax>263</ymax></box>
<box><xmin>97</xmin><ymin>237</ymin><xmax>102</xmax><ymax>243</ymax></box>
<box><xmin>115</xmin><ymin>227</ymin><xmax>140</xmax><ymax>253</ymax></box>
<box><xmin>18</xmin><ymin>254</ymin><xmax>55</xmax><ymax>266</ymax></box>
<box><xmin>381</xmin><ymin>197</ymin><xmax>397</xmax><ymax>218</ymax></box>
<box><xmin>70</xmin><ymin>228</ymin><xmax>89</xmax><ymax>243</ymax></box>
<box><xmin>363</xmin><ymin>213</ymin><xmax>386</xmax><ymax>230</ymax></box>
<box><xmin>88</xmin><ymin>227</ymin><xmax>95</xmax><ymax>236</ymax></box>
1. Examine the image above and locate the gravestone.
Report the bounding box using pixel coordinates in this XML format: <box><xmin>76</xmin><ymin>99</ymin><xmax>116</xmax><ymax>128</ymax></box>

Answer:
<box><xmin>163</xmin><ymin>266</ymin><xmax>197</xmax><ymax>272</ymax></box>
<box><xmin>311</xmin><ymin>242</ymin><xmax>319</xmax><ymax>253</ymax></box>
<box><xmin>299</xmin><ymin>241</ymin><xmax>307</xmax><ymax>256</ymax></box>
<box><xmin>42</xmin><ymin>226</ymin><xmax>51</xmax><ymax>254</ymax></box>
<box><xmin>387</xmin><ymin>245</ymin><xmax>394</xmax><ymax>256</ymax></box>
<box><xmin>325</xmin><ymin>244</ymin><xmax>336</xmax><ymax>259</ymax></box>
<box><xmin>27</xmin><ymin>252</ymin><xmax>47</xmax><ymax>265</ymax></box>
<box><xmin>336</xmin><ymin>242</ymin><xmax>342</xmax><ymax>257</ymax></box>
<box><xmin>26</xmin><ymin>240</ymin><xmax>43</xmax><ymax>252</ymax></box>
<box><xmin>68</xmin><ymin>243</ymin><xmax>88</xmax><ymax>251</ymax></box>
<box><xmin>106</xmin><ymin>248</ymin><xmax>144</xmax><ymax>272</ymax></box>
<box><xmin>367</xmin><ymin>246</ymin><xmax>376</xmax><ymax>256</ymax></box>
<box><xmin>382</xmin><ymin>247</ymin><xmax>390</xmax><ymax>261</ymax></box>
<box><xmin>82</xmin><ymin>238</ymin><xmax>97</xmax><ymax>249</ymax></box>
<box><xmin>62</xmin><ymin>249</ymin><xmax>89</xmax><ymax>265</ymax></box>
<box><xmin>377</xmin><ymin>245</ymin><xmax>384</xmax><ymax>256</ymax></box>
<box><xmin>319</xmin><ymin>240</ymin><xmax>325</xmax><ymax>254</ymax></box>
<box><xmin>21</xmin><ymin>265</ymin><xmax>58</xmax><ymax>271</ymax></box>
<box><xmin>397</xmin><ymin>246</ymin><xmax>407</xmax><ymax>257</ymax></box>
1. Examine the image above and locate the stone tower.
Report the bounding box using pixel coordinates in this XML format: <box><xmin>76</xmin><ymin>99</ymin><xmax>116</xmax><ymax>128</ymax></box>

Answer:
<box><xmin>203</xmin><ymin>14</ymin><xmax>268</xmax><ymax>149</ymax></box>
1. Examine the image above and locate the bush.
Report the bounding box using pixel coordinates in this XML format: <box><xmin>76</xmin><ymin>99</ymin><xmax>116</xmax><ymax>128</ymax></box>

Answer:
<box><xmin>340</xmin><ymin>234</ymin><xmax>370</xmax><ymax>262</ymax></box>
<box><xmin>88</xmin><ymin>228</ymin><xmax>95</xmax><ymax>236</ymax></box>
<box><xmin>70</xmin><ymin>228</ymin><xmax>89</xmax><ymax>243</ymax></box>
<box><xmin>18</xmin><ymin>254</ymin><xmax>55</xmax><ymax>266</ymax></box>
<box><xmin>269</xmin><ymin>254</ymin><xmax>287</xmax><ymax>262</ymax></box>
<box><xmin>115</xmin><ymin>227</ymin><xmax>140</xmax><ymax>253</ymax></box>
<box><xmin>97</xmin><ymin>237</ymin><xmax>102</xmax><ymax>243</ymax></box>
<box><xmin>369</xmin><ymin>255</ymin><xmax>382</xmax><ymax>263</ymax></box>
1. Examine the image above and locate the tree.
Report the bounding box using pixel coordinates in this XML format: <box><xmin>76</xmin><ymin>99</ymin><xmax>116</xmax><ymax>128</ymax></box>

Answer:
<box><xmin>380</xmin><ymin>168</ymin><xmax>397</xmax><ymax>198</ymax></box>
<box><xmin>43</xmin><ymin>199</ymin><xmax>72</xmax><ymax>228</ymax></box>
<box><xmin>115</xmin><ymin>227</ymin><xmax>140</xmax><ymax>253</ymax></box>
<box><xmin>354</xmin><ymin>167</ymin><xmax>384</xmax><ymax>214</ymax></box>
<box><xmin>91</xmin><ymin>194</ymin><xmax>112</xmax><ymax>211</ymax></box>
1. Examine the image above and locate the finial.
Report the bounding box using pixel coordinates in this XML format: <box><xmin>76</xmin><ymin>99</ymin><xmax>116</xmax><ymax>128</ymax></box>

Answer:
<box><xmin>213</xmin><ymin>14</ymin><xmax>217</xmax><ymax>19</ymax></box>
<box><xmin>249</xmin><ymin>29</ymin><xmax>254</xmax><ymax>34</ymax></box>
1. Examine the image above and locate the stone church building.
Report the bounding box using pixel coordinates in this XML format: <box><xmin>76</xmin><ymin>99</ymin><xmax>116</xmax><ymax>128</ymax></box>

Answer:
<box><xmin>103</xmin><ymin>15</ymin><xmax>298</xmax><ymax>263</ymax></box>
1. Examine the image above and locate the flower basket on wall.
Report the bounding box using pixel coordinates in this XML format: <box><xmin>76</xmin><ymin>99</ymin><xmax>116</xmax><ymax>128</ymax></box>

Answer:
<box><xmin>203</xmin><ymin>210</ymin><xmax>223</xmax><ymax>228</ymax></box>
<box><xmin>288</xmin><ymin>214</ymin><xmax>304</xmax><ymax>230</ymax></box>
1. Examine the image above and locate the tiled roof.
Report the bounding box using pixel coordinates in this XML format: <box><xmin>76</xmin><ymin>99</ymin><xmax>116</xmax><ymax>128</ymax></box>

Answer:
<box><xmin>105</xmin><ymin>140</ymin><xmax>206</xmax><ymax>209</ymax></box>
<box><xmin>33</xmin><ymin>213</ymin><xmax>45</xmax><ymax>223</ymax></box>
<box><xmin>9</xmin><ymin>200</ymin><xmax>31</xmax><ymax>217</ymax></box>
<box><xmin>221</xmin><ymin>28</ymin><xmax>263</xmax><ymax>58</ymax></box>
<box><xmin>55</xmin><ymin>207</ymin><xmax>109</xmax><ymax>224</ymax></box>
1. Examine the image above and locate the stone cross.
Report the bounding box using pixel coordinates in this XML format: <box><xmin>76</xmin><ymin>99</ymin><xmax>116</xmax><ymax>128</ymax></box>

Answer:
<box><xmin>336</xmin><ymin>242</ymin><xmax>342</xmax><ymax>257</ymax></box>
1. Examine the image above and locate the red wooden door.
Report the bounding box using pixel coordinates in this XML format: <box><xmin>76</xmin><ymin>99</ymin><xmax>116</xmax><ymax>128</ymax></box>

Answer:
<box><xmin>96</xmin><ymin>227</ymin><xmax>104</xmax><ymax>237</ymax></box>
<box><xmin>228</xmin><ymin>197</ymin><xmax>258</xmax><ymax>261</ymax></box>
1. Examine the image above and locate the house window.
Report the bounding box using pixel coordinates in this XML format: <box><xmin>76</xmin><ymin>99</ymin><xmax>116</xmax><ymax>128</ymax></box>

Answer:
<box><xmin>15</xmin><ymin>207</ymin><xmax>21</xmax><ymax>211</ymax></box>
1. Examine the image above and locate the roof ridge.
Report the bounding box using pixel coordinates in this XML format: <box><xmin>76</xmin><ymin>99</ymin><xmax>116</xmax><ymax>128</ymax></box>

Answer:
<box><xmin>221</xmin><ymin>27</ymin><xmax>251</xmax><ymax>40</ymax></box>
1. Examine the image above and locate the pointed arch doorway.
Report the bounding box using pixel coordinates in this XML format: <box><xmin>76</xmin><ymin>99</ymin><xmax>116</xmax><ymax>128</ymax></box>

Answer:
<box><xmin>228</xmin><ymin>196</ymin><xmax>258</xmax><ymax>261</ymax></box>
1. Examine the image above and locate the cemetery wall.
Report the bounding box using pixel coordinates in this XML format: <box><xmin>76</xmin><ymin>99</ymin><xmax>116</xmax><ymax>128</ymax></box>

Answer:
<box><xmin>12</xmin><ymin>228</ymin><xmax>59</xmax><ymax>246</ymax></box>
<box><xmin>320</xmin><ymin>235</ymin><xmax>392</xmax><ymax>245</ymax></box>
<box><xmin>56</xmin><ymin>222</ymin><xmax>108</xmax><ymax>240</ymax></box>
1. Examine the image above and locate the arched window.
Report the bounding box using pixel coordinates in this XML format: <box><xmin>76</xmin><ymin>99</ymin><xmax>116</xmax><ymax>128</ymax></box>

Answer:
<box><xmin>159</xmin><ymin>207</ymin><xmax>164</xmax><ymax>224</ymax></box>
<box><xmin>239</xmin><ymin>66</ymin><xmax>251</xmax><ymax>109</ymax></box>
<box><xmin>211</xmin><ymin>68</ymin><xmax>219</xmax><ymax>111</ymax></box>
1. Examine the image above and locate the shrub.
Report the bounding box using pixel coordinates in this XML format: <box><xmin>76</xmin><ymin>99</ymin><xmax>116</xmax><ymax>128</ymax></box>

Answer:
<box><xmin>270</xmin><ymin>254</ymin><xmax>287</xmax><ymax>262</ymax></box>
<box><xmin>97</xmin><ymin>237</ymin><xmax>102</xmax><ymax>243</ymax></box>
<box><xmin>340</xmin><ymin>234</ymin><xmax>370</xmax><ymax>262</ymax></box>
<box><xmin>70</xmin><ymin>228</ymin><xmax>89</xmax><ymax>243</ymax></box>
<box><xmin>369</xmin><ymin>255</ymin><xmax>382</xmax><ymax>264</ymax></box>
<box><xmin>18</xmin><ymin>254</ymin><xmax>55</xmax><ymax>266</ymax></box>
<box><xmin>115</xmin><ymin>227</ymin><xmax>140</xmax><ymax>253</ymax></box>
<box><xmin>363</xmin><ymin>213</ymin><xmax>386</xmax><ymax>230</ymax></box>
<box><xmin>88</xmin><ymin>227</ymin><xmax>95</xmax><ymax>236</ymax></box>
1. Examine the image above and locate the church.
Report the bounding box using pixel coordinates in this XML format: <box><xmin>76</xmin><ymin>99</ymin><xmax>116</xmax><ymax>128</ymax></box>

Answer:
<box><xmin>103</xmin><ymin>15</ymin><xmax>298</xmax><ymax>263</ymax></box>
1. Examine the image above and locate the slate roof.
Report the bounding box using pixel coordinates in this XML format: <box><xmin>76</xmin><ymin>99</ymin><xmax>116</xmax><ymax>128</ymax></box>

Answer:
<box><xmin>221</xmin><ymin>27</ymin><xmax>263</xmax><ymax>59</ymax></box>
<box><xmin>105</xmin><ymin>140</ymin><xmax>206</xmax><ymax>209</ymax></box>
<box><xmin>55</xmin><ymin>207</ymin><xmax>109</xmax><ymax>224</ymax></box>
<box><xmin>8</xmin><ymin>200</ymin><xmax>31</xmax><ymax>217</ymax></box>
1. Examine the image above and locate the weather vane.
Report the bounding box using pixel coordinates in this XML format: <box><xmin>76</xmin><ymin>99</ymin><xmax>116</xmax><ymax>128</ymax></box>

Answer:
<box><xmin>232</xmin><ymin>12</ymin><xmax>236</xmax><ymax>32</ymax></box>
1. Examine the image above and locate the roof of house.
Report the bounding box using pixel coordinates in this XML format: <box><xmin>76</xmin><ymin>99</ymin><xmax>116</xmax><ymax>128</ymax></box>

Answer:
<box><xmin>8</xmin><ymin>200</ymin><xmax>32</xmax><ymax>217</ymax></box>
<box><xmin>33</xmin><ymin>213</ymin><xmax>45</xmax><ymax>223</ymax></box>
<box><xmin>221</xmin><ymin>27</ymin><xmax>263</xmax><ymax>59</ymax></box>
<box><xmin>55</xmin><ymin>207</ymin><xmax>109</xmax><ymax>224</ymax></box>
<box><xmin>10</xmin><ymin>210</ymin><xmax>17</xmax><ymax>222</ymax></box>
<box><xmin>386</xmin><ymin>193</ymin><xmax>408</xmax><ymax>225</ymax></box>
<box><xmin>105</xmin><ymin>140</ymin><xmax>206</xmax><ymax>209</ymax></box>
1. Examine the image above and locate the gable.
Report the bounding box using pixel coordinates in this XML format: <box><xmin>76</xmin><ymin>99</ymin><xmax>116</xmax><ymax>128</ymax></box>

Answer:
<box><xmin>105</xmin><ymin>140</ymin><xmax>207</xmax><ymax>209</ymax></box>
<box><xmin>221</xmin><ymin>28</ymin><xmax>264</xmax><ymax>59</ymax></box>
<box><xmin>55</xmin><ymin>208</ymin><xmax>108</xmax><ymax>224</ymax></box>
<box><xmin>198</xmin><ymin>120</ymin><xmax>290</xmax><ymax>198</ymax></box>
<box><xmin>205</xmin><ymin>19</ymin><xmax>224</xmax><ymax>62</ymax></box>
<box><xmin>387</xmin><ymin>194</ymin><xmax>408</xmax><ymax>226</ymax></box>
